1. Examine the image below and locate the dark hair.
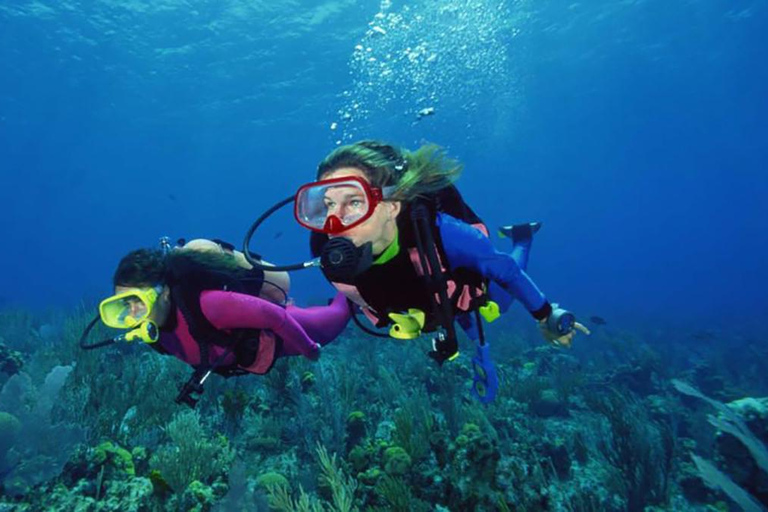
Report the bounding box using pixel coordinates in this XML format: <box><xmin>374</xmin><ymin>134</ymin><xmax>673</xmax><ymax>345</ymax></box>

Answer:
<box><xmin>316</xmin><ymin>140</ymin><xmax>462</xmax><ymax>203</ymax></box>
<box><xmin>113</xmin><ymin>249</ymin><xmax>167</xmax><ymax>287</ymax></box>
<box><xmin>113</xmin><ymin>247</ymin><xmax>250</xmax><ymax>288</ymax></box>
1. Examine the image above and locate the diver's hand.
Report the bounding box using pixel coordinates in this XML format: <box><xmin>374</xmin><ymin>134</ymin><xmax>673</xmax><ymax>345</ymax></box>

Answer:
<box><xmin>538</xmin><ymin>318</ymin><xmax>590</xmax><ymax>348</ymax></box>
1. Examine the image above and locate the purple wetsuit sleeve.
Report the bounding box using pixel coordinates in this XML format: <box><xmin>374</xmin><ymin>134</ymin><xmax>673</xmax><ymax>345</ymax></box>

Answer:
<box><xmin>199</xmin><ymin>290</ymin><xmax>319</xmax><ymax>359</ymax></box>
<box><xmin>437</xmin><ymin>213</ymin><xmax>548</xmax><ymax>313</ymax></box>
<box><xmin>285</xmin><ymin>292</ymin><xmax>351</xmax><ymax>346</ymax></box>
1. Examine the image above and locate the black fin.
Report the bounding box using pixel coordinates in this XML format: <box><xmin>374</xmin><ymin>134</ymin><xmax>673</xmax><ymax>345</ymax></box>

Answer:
<box><xmin>498</xmin><ymin>222</ymin><xmax>542</xmax><ymax>242</ymax></box>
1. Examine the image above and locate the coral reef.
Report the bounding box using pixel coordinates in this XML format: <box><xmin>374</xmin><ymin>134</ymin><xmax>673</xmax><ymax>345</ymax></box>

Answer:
<box><xmin>1</xmin><ymin>306</ymin><xmax>766</xmax><ymax>510</ymax></box>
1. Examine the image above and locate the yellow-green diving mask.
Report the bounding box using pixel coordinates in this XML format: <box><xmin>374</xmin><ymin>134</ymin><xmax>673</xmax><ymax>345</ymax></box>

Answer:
<box><xmin>99</xmin><ymin>286</ymin><xmax>163</xmax><ymax>329</ymax></box>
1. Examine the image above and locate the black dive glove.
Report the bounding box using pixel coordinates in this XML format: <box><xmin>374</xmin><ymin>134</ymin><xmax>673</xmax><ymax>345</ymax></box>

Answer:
<box><xmin>428</xmin><ymin>333</ymin><xmax>459</xmax><ymax>365</ymax></box>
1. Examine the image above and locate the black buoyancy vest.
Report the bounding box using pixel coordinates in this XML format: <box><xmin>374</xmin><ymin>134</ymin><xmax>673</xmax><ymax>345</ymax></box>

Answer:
<box><xmin>160</xmin><ymin>252</ymin><xmax>273</xmax><ymax>375</ymax></box>
<box><xmin>311</xmin><ymin>185</ymin><xmax>489</xmax><ymax>331</ymax></box>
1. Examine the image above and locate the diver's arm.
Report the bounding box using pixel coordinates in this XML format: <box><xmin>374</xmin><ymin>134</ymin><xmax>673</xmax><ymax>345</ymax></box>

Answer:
<box><xmin>437</xmin><ymin>214</ymin><xmax>552</xmax><ymax>320</ymax></box>
<box><xmin>198</xmin><ymin>290</ymin><xmax>319</xmax><ymax>359</ymax></box>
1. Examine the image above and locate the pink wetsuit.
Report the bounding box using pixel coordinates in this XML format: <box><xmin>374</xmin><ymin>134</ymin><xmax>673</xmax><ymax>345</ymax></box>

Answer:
<box><xmin>158</xmin><ymin>291</ymin><xmax>350</xmax><ymax>370</ymax></box>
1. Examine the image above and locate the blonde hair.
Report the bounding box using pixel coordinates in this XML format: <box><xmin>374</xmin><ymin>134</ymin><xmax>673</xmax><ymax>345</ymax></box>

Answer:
<box><xmin>316</xmin><ymin>140</ymin><xmax>462</xmax><ymax>203</ymax></box>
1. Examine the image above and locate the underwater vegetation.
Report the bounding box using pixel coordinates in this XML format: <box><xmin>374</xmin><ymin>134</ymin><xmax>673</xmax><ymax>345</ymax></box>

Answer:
<box><xmin>1</xmin><ymin>307</ymin><xmax>768</xmax><ymax>511</ymax></box>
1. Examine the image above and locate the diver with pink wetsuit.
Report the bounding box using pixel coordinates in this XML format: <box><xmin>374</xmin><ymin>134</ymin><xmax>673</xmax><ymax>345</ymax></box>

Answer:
<box><xmin>97</xmin><ymin>240</ymin><xmax>350</xmax><ymax>406</ymax></box>
<box><xmin>158</xmin><ymin>288</ymin><xmax>350</xmax><ymax>369</ymax></box>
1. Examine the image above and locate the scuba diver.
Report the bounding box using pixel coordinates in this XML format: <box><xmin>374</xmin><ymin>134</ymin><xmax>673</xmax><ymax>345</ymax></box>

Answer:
<box><xmin>82</xmin><ymin>238</ymin><xmax>350</xmax><ymax>407</ymax></box>
<box><xmin>243</xmin><ymin>140</ymin><xmax>589</xmax><ymax>403</ymax></box>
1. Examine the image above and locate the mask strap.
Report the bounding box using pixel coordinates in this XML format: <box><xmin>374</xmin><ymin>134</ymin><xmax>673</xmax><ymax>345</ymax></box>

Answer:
<box><xmin>381</xmin><ymin>185</ymin><xmax>397</xmax><ymax>200</ymax></box>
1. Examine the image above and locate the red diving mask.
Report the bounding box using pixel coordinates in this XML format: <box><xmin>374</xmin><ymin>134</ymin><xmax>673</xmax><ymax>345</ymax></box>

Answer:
<box><xmin>294</xmin><ymin>176</ymin><xmax>395</xmax><ymax>235</ymax></box>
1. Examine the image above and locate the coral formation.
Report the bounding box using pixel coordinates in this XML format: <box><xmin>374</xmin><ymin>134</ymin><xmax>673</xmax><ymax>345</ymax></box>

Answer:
<box><xmin>0</xmin><ymin>307</ymin><xmax>766</xmax><ymax>510</ymax></box>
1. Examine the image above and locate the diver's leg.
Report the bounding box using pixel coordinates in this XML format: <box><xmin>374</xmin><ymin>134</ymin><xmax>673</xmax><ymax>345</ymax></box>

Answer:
<box><xmin>490</xmin><ymin>222</ymin><xmax>540</xmax><ymax>313</ymax></box>
<box><xmin>498</xmin><ymin>222</ymin><xmax>540</xmax><ymax>271</ymax></box>
<box><xmin>285</xmin><ymin>291</ymin><xmax>351</xmax><ymax>346</ymax></box>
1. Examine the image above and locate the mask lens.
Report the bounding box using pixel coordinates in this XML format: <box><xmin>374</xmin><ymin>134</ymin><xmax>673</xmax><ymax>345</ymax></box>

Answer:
<box><xmin>122</xmin><ymin>296</ymin><xmax>148</xmax><ymax>320</ymax></box>
<box><xmin>295</xmin><ymin>178</ymin><xmax>375</xmax><ymax>233</ymax></box>
<box><xmin>328</xmin><ymin>187</ymin><xmax>368</xmax><ymax>226</ymax></box>
<box><xmin>99</xmin><ymin>288</ymin><xmax>157</xmax><ymax>328</ymax></box>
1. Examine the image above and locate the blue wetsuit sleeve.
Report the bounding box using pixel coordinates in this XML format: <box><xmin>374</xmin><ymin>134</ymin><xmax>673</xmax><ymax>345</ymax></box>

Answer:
<box><xmin>437</xmin><ymin>213</ymin><xmax>549</xmax><ymax>316</ymax></box>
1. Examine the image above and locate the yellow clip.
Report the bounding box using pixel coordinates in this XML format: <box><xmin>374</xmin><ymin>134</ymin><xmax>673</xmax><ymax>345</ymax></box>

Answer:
<box><xmin>388</xmin><ymin>309</ymin><xmax>426</xmax><ymax>339</ymax></box>
<box><xmin>447</xmin><ymin>350</ymin><xmax>460</xmax><ymax>362</ymax></box>
<box><xmin>479</xmin><ymin>301</ymin><xmax>500</xmax><ymax>323</ymax></box>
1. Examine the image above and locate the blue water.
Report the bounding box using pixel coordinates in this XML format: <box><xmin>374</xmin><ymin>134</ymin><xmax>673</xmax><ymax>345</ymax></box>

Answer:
<box><xmin>1</xmin><ymin>0</ymin><xmax>766</xmax><ymax>334</ymax></box>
